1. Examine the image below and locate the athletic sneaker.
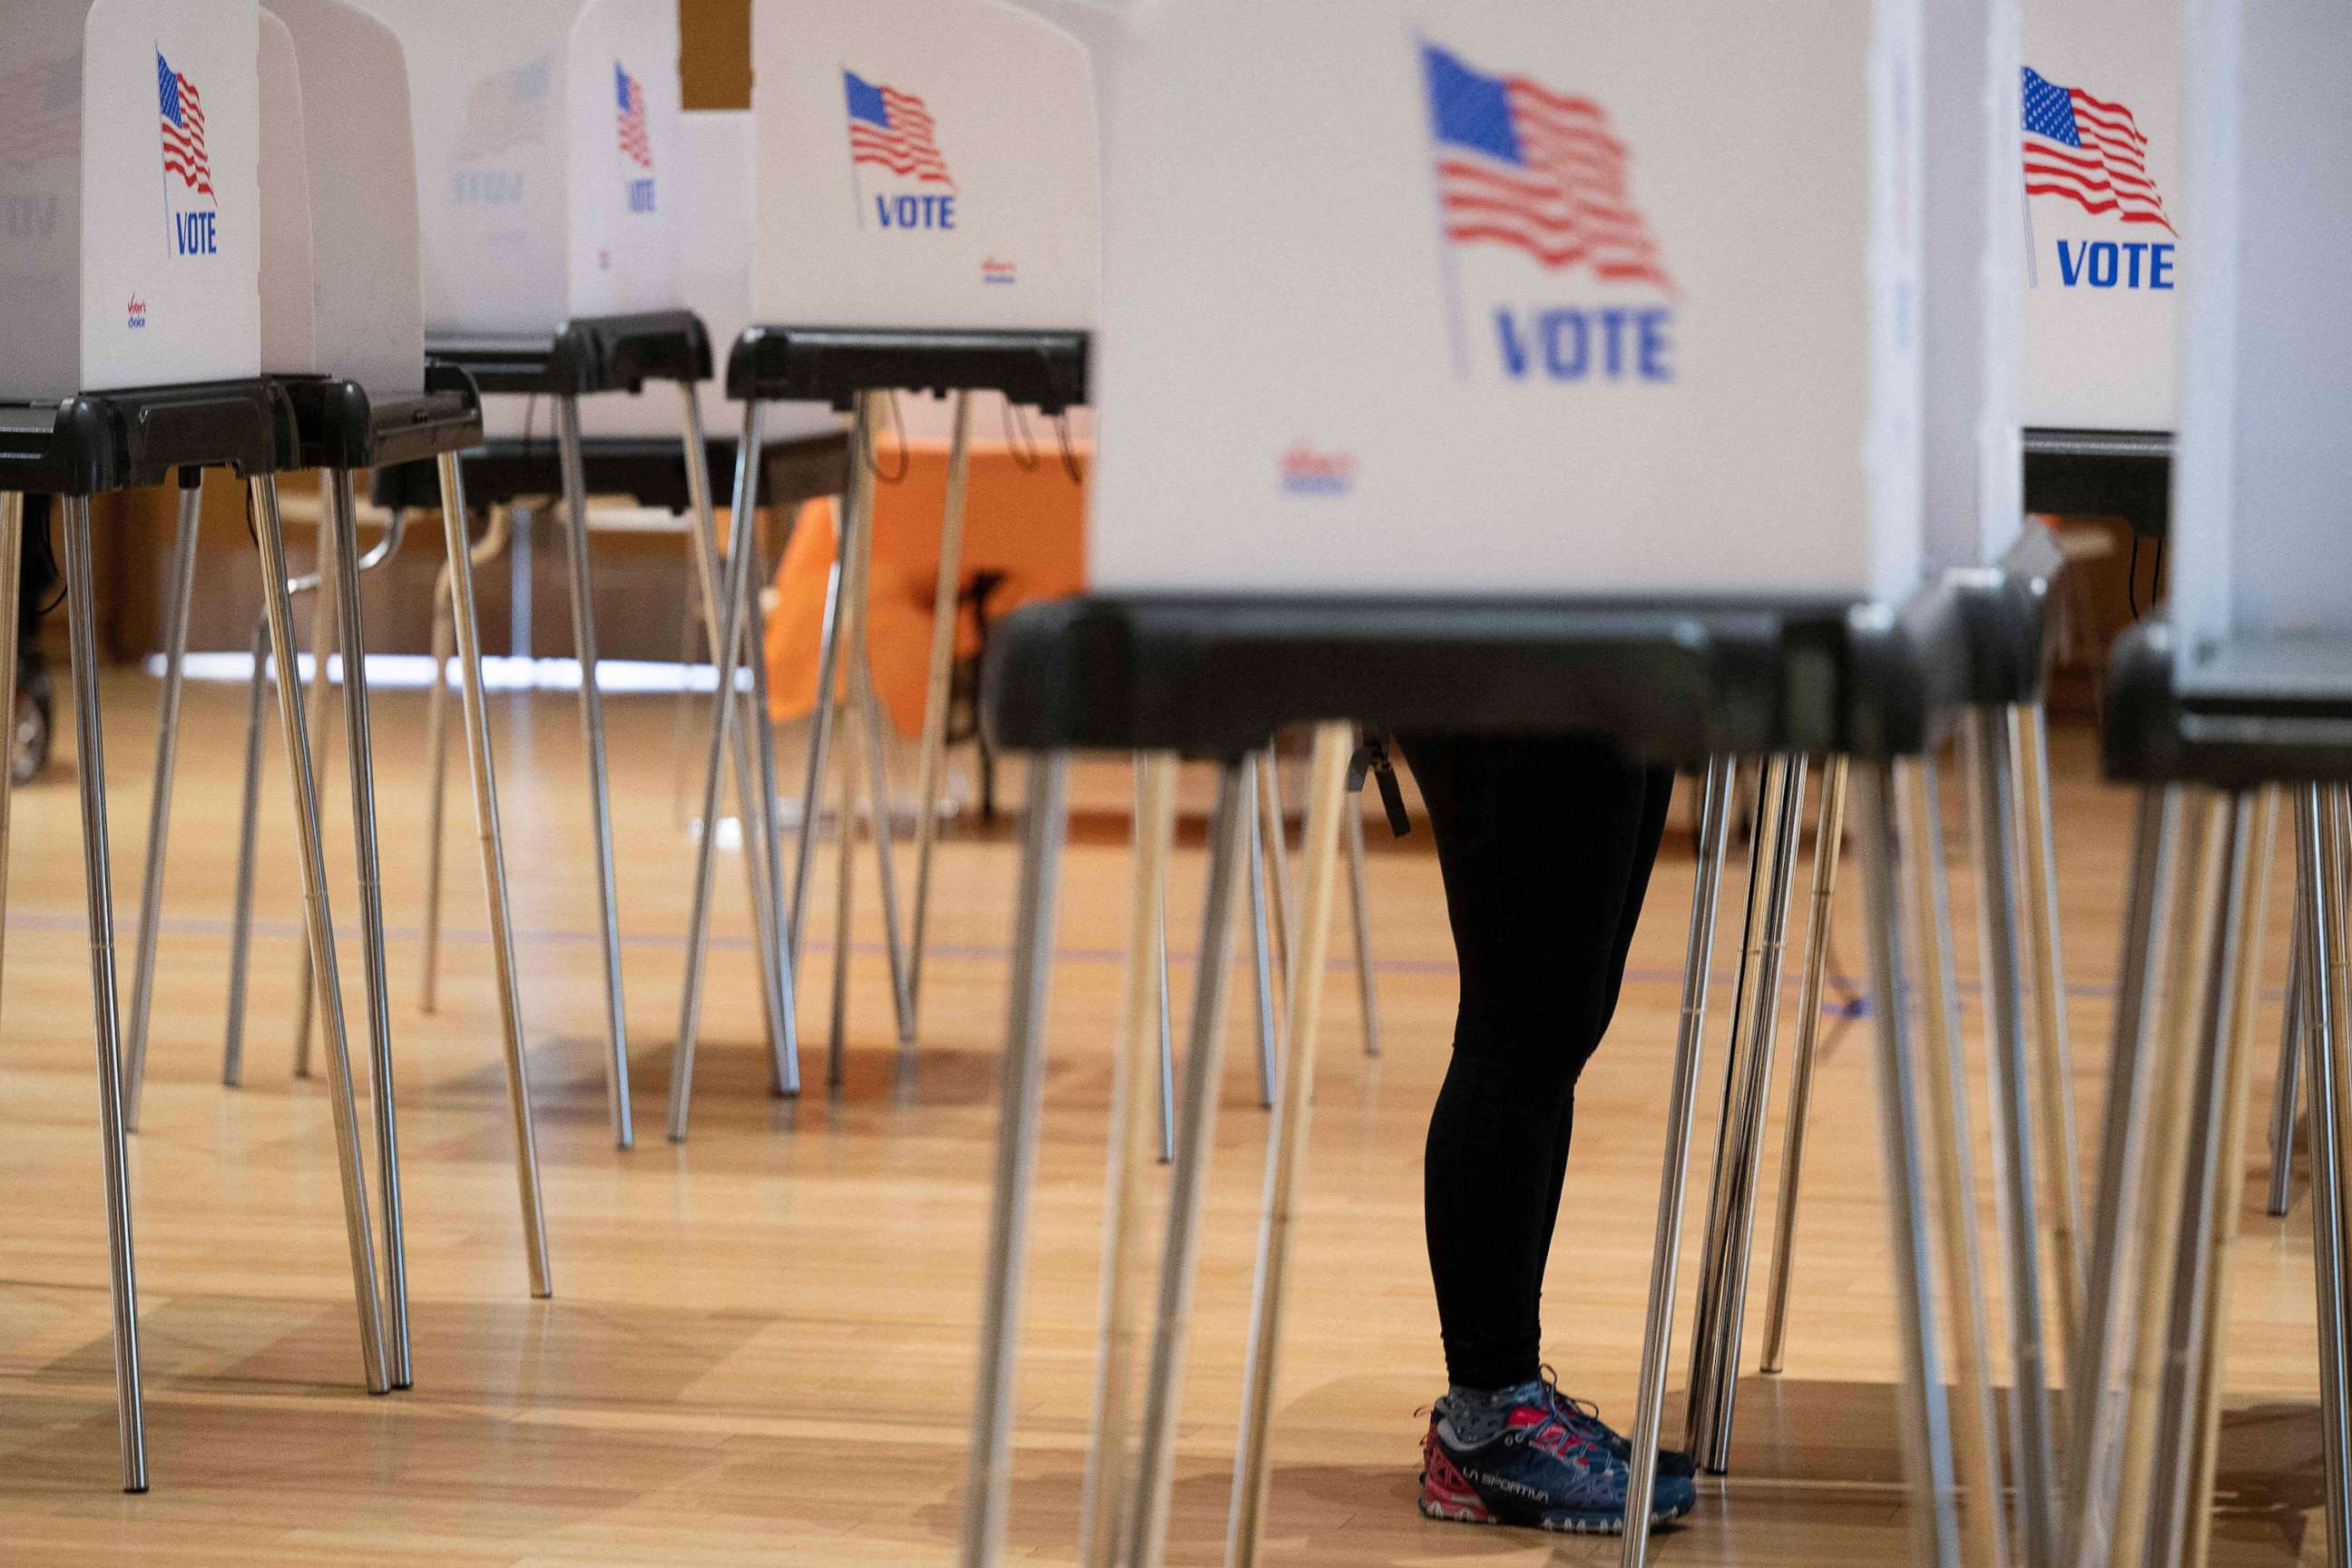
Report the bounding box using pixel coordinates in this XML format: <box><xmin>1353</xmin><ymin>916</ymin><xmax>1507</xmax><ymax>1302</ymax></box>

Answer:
<box><xmin>1542</xmin><ymin>1371</ymin><xmax>1700</xmax><ymax>1481</ymax></box>
<box><xmin>1418</xmin><ymin>1377</ymin><xmax>1698</xmax><ymax>1535</ymax></box>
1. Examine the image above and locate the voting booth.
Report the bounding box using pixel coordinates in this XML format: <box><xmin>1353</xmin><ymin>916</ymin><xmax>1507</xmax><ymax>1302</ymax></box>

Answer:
<box><xmin>2168</xmin><ymin>0</ymin><xmax>2352</xmax><ymax>700</ymax></box>
<box><xmin>1715</xmin><ymin>10</ymin><xmax>2090</xmax><ymax>1566</ymax></box>
<box><xmin>0</xmin><ymin>0</ymin><xmax>262</xmax><ymax>400</ymax></box>
<box><xmin>2015</xmin><ymin>0</ymin><xmax>2183</xmax><ymax>538</ymax></box>
<box><xmin>351</xmin><ymin>0</ymin><xmax>710</xmax><ymax>1150</ymax></box>
<box><xmin>1085</xmin><ymin>4</ymin><xmax>1919</xmax><ymax>603</ymax></box>
<box><xmin>2081</xmin><ymin>6</ymin><xmax>2352</xmax><ymax>1565</ymax></box>
<box><xmin>486</xmin><ymin>111</ymin><xmax>840</xmax><ymax>444</ymax></box>
<box><xmin>665</xmin><ymin>0</ymin><xmax>1102</xmax><ymax>1140</ymax></box>
<box><xmin>952</xmin><ymin>6</ymin><xmax>2002</xmax><ymax>1568</ymax></box>
<box><xmin>255</xmin><ymin>0</ymin><xmax>424</xmax><ymax>394</ymax></box>
<box><xmin>2021</xmin><ymin>0</ymin><xmax>2183</xmax><ymax>435</ymax></box>
<box><xmin>357</xmin><ymin>0</ymin><xmax>681</xmax><ymax>338</ymax></box>
<box><xmin>113</xmin><ymin>0</ymin><xmax>554</xmax><ymax>1402</ymax></box>
<box><xmin>0</xmin><ymin>0</ymin><xmax>406</xmax><ymax>1496</ymax></box>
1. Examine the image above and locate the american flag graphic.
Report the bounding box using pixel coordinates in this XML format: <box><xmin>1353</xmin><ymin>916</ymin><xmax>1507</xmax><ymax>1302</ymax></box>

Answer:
<box><xmin>615</xmin><ymin>62</ymin><xmax>652</xmax><ymax>170</ymax></box>
<box><xmin>158</xmin><ymin>52</ymin><xmax>212</xmax><ymax>201</ymax></box>
<box><xmin>845</xmin><ymin>71</ymin><xmax>952</xmax><ymax>186</ymax></box>
<box><xmin>2022</xmin><ymin>66</ymin><xmax>2174</xmax><ymax>233</ymax></box>
<box><xmin>0</xmin><ymin>53</ymin><xmax>81</xmax><ymax>165</ymax></box>
<box><xmin>1422</xmin><ymin>44</ymin><xmax>1671</xmax><ymax>289</ymax></box>
<box><xmin>456</xmin><ymin>57</ymin><xmax>552</xmax><ymax>162</ymax></box>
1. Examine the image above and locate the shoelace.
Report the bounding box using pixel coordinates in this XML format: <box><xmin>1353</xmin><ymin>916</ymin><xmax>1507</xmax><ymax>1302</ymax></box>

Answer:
<box><xmin>1538</xmin><ymin>1366</ymin><xmax>1631</xmax><ymax>1462</ymax></box>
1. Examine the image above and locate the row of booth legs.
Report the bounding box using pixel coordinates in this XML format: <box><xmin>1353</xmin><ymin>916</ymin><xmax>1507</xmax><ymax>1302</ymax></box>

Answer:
<box><xmin>18</xmin><ymin>385</ymin><xmax>1384</xmax><ymax>1495</ymax></box>
<box><xmin>958</xmin><ymin>709</ymin><xmax>2352</xmax><ymax>1568</ymax></box>
<box><xmin>0</xmin><ymin>456</ymin><xmax>542</xmax><ymax>1490</ymax></box>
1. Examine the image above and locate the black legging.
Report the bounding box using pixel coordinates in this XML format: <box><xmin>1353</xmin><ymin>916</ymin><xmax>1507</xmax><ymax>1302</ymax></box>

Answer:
<box><xmin>1398</xmin><ymin>733</ymin><xmax>1674</xmax><ymax>1392</ymax></box>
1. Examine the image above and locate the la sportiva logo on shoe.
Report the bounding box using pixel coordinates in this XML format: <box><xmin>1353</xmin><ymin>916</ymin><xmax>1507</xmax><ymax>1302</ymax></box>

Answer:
<box><xmin>1421</xmin><ymin>42</ymin><xmax>1675</xmax><ymax>385</ymax></box>
<box><xmin>846</xmin><ymin>70</ymin><xmax>957</xmax><ymax>231</ymax></box>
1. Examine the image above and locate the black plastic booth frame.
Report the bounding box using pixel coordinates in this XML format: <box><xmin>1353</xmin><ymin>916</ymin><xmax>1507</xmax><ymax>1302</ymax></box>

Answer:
<box><xmin>956</xmin><ymin>583</ymin><xmax>1997</xmax><ymax>1568</ymax></box>
<box><xmin>2080</xmin><ymin>617</ymin><xmax>2352</xmax><ymax>1568</ymax></box>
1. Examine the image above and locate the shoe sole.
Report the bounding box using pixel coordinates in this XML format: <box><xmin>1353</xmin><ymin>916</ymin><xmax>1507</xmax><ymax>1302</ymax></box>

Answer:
<box><xmin>1417</xmin><ymin>1491</ymin><xmax>1697</xmax><ymax>1536</ymax></box>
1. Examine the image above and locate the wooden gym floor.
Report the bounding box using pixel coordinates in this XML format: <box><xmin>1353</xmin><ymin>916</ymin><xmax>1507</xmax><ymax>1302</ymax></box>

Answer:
<box><xmin>0</xmin><ymin>671</ymin><xmax>2330</xmax><ymax>1565</ymax></box>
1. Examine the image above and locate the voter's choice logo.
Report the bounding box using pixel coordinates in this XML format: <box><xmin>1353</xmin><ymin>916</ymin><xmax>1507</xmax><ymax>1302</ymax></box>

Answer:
<box><xmin>126</xmin><ymin>296</ymin><xmax>147</xmax><ymax>329</ymax></box>
<box><xmin>2021</xmin><ymin>65</ymin><xmax>2177</xmax><ymax>292</ymax></box>
<box><xmin>1279</xmin><ymin>444</ymin><xmax>1357</xmax><ymax>499</ymax></box>
<box><xmin>1421</xmin><ymin>42</ymin><xmax>1675</xmax><ymax>386</ymax></box>
<box><xmin>845</xmin><ymin>70</ymin><xmax>957</xmax><ymax>233</ymax></box>
<box><xmin>615</xmin><ymin>62</ymin><xmax>656</xmax><ymax>215</ymax></box>
<box><xmin>981</xmin><ymin>257</ymin><xmax>1018</xmax><ymax>287</ymax></box>
<box><xmin>157</xmin><ymin>52</ymin><xmax>220</xmax><ymax>259</ymax></box>
<box><xmin>453</xmin><ymin>56</ymin><xmax>553</xmax><ymax>208</ymax></box>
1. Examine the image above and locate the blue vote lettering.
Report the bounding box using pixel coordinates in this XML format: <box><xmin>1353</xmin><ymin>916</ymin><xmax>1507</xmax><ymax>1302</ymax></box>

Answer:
<box><xmin>173</xmin><ymin>211</ymin><xmax>216</xmax><ymax>257</ymax></box>
<box><xmin>2055</xmin><ymin>240</ymin><xmax>2175</xmax><ymax>290</ymax></box>
<box><xmin>876</xmin><ymin>193</ymin><xmax>956</xmax><ymax>230</ymax></box>
<box><xmin>1495</xmin><ymin>308</ymin><xmax>1673</xmax><ymax>383</ymax></box>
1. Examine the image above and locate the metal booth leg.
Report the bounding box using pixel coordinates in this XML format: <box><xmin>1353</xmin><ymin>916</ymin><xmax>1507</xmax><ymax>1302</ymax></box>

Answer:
<box><xmin>289</xmin><ymin>505</ymin><xmax>338</xmax><ymax>1079</ymax></box>
<box><xmin>554</xmin><ymin>396</ymin><xmax>634</xmax><ymax>1149</ymax></box>
<box><xmin>122</xmin><ymin>473</ymin><xmax>202</xmax><ymax>1131</ymax></box>
<box><xmin>2062</xmin><ymin>788</ymin><xmax>2187</xmax><ymax>1568</ymax></box>
<box><xmin>0</xmin><ymin>495</ymin><xmax>19</xmax><ymax>1014</ymax></box>
<box><xmin>1075</xmin><ymin>751</ymin><xmax>1183</xmax><ymax>1567</ymax></box>
<box><xmin>1247</xmin><ymin>754</ymin><xmax>1281</xmax><ymax>1110</ymax></box>
<box><xmin>1345</xmin><ymin>788</ymin><xmax>1381</xmax><ymax>1058</ymax></box>
<box><xmin>421</xmin><ymin>543</ymin><xmax>456</xmax><ymax>1015</ymax></box>
<box><xmin>53</xmin><ymin>494</ymin><xmax>152</xmax><ymax>1492</ymax></box>
<box><xmin>327</xmin><ymin>469</ymin><xmax>411</xmax><ymax>1388</ymax></box>
<box><xmin>1850</xmin><ymin>758</ymin><xmax>1963</xmax><ymax>1568</ymax></box>
<box><xmin>823</xmin><ymin>416</ymin><xmax>917</xmax><ymax>1079</ymax></box>
<box><xmin>1117</xmin><ymin>760</ymin><xmax>1251</xmax><ymax>1565</ymax></box>
<box><xmin>220</xmin><ymin>612</ymin><xmax>270</xmax><ymax>1086</ymax></box>
<box><xmin>247</xmin><ymin>476</ymin><xmax>392</xmax><ymax>1396</ymax></box>
<box><xmin>859</xmin><ymin>641</ymin><xmax>917</xmax><ymax>1050</ymax></box>
<box><xmin>789</xmin><ymin>402</ymin><xmax>867</xmax><ymax>988</ymax></box>
<box><xmin>672</xmin><ymin>406</ymin><xmax>792</xmax><ymax>1141</ymax></box>
<box><xmin>675</xmin><ymin>386</ymin><xmax>795</xmax><ymax>1097</ymax></box>
<box><xmin>1965</xmin><ymin>708</ymin><xmax>2060</xmax><ymax>1564</ymax></box>
<box><xmin>1156</xmin><ymin>848</ymin><xmax>1176</xmax><ymax>1167</ymax></box>
<box><xmin>2101</xmin><ymin>789</ymin><xmax>2248</xmax><ymax>1568</ymax></box>
<box><xmin>2156</xmin><ymin>791</ymin><xmax>2277</xmax><ymax>1568</ymax></box>
<box><xmin>958</xmin><ymin>751</ymin><xmax>1072</xmax><ymax>1568</ymax></box>
<box><xmin>1621</xmin><ymin>755</ymin><xmax>1735</xmax><ymax>1568</ymax></box>
<box><xmin>2300</xmin><ymin>787</ymin><xmax>2352</xmax><ymax>1568</ymax></box>
<box><xmin>2012</xmin><ymin>702</ymin><xmax>2087</xmax><ymax>1348</ymax></box>
<box><xmin>1223</xmin><ymin>722</ymin><xmax>1354</xmax><ymax>1568</ymax></box>
<box><xmin>1685</xmin><ymin>754</ymin><xmax>1808</xmax><ymax>1472</ymax></box>
<box><xmin>1259</xmin><ymin>745</ymin><xmax>1298</xmax><ymax>981</ymax></box>
<box><xmin>420</xmin><ymin>505</ymin><xmax>514</xmax><ymax>1016</ymax></box>
<box><xmin>1906</xmin><ymin>752</ymin><xmax>2009</xmax><ymax>1568</ymax></box>
<box><xmin>1759</xmin><ymin>756</ymin><xmax>1848</xmax><ymax>1375</ymax></box>
<box><xmin>2269</xmin><ymin>893</ymin><xmax>2310</xmax><ymax>1217</ymax></box>
<box><xmin>435</xmin><ymin>457</ymin><xmax>554</xmax><ymax>1299</ymax></box>
<box><xmin>729</xmin><ymin>493</ymin><xmax>797</xmax><ymax>1083</ymax></box>
<box><xmin>907</xmin><ymin>389</ymin><xmax>975</xmax><ymax>1037</ymax></box>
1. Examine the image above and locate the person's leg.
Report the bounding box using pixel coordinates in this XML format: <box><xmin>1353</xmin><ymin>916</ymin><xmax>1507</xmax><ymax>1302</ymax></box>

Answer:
<box><xmin>1533</xmin><ymin>764</ymin><xmax>1676</xmax><ymax>1259</ymax></box>
<box><xmin>1399</xmin><ymin>734</ymin><xmax>1688</xmax><ymax>1533</ymax></box>
<box><xmin>1401</xmin><ymin>733</ymin><xmax>1669</xmax><ymax>1391</ymax></box>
